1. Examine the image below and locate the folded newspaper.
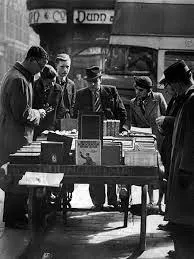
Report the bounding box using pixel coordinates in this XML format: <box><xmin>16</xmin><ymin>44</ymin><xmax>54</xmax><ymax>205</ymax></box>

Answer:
<box><xmin>130</xmin><ymin>126</ymin><xmax>152</xmax><ymax>135</ymax></box>
<box><xmin>19</xmin><ymin>172</ymin><xmax>64</xmax><ymax>187</ymax></box>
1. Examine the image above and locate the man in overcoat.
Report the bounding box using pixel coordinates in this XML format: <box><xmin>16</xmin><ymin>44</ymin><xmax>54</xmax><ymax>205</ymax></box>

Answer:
<box><xmin>0</xmin><ymin>46</ymin><xmax>48</xmax><ymax>228</ymax></box>
<box><xmin>73</xmin><ymin>66</ymin><xmax>127</xmax><ymax>211</ymax></box>
<box><xmin>0</xmin><ymin>46</ymin><xmax>48</xmax><ymax>166</ymax></box>
<box><xmin>160</xmin><ymin>60</ymin><xmax>194</xmax><ymax>257</ymax></box>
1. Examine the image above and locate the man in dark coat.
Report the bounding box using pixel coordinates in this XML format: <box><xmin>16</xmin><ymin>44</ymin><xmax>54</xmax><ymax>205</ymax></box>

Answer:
<box><xmin>0</xmin><ymin>46</ymin><xmax>48</xmax><ymax>228</ymax></box>
<box><xmin>73</xmin><ymin>66</ymin><xmax>127</xmax><ymax>211</ymax></box>
<box><xmin>33</xmin><ymin>64</ymin><xmax>65</xmax><ymax>139</ymax></box>
<box><xmin>160</xmin><ymin>60</ymin><xmax>194</xmax><ymax>257</ymax></box>
<box><xmin>55</xmin><ymin>53</ymin><xmax>76</xmax><ymax>118</ymax></box>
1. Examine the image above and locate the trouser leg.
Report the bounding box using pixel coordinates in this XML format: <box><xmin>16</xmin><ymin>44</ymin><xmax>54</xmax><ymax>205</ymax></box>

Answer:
<box><xmin>3</xmin><ymin>192</ymin><xmax>28</xmax><ymax>225</ymax></box>
<box><xmin>107</xmin><ymin>184</ymin><xmax>117</xmax><ymax>205</ymax></box>
<box><xmin>89</xmin><ymin>184</ymin><xmax>105</xmax><ymax>206</ymax></box>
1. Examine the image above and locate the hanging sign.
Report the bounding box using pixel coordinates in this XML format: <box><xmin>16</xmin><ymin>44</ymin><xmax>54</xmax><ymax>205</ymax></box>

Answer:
<box><xmin>73</xmin><ymin>9</ymin><xmax>114</xmax><ymax>24</ymax></box>
<box><xmin>29</xmin><ymin>9</ymin><xmax>67</xmax><ymax>25</ymax></box>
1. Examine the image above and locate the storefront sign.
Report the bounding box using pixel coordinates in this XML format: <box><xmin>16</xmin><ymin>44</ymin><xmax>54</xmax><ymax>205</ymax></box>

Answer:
<box><xmin>29</xmin><ymin>9</ymin><xmax>67</xmax><ymax>25</ymax></box>
<box><xmin>73</xmin><ymin>9</ymin><xmax>114</xmax><ymax>24</ymax></box>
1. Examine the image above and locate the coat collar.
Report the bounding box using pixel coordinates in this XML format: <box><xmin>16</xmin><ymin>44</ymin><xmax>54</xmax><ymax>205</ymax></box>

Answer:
<box><xmin>132</xmin><ymin>91</ymin><xmax>158</xmax><ymax>118</ymax></box>
<box><xmin>13</xmin><ymin>62</ymin><xmax>34</xmax><ymax>82</ymax></box>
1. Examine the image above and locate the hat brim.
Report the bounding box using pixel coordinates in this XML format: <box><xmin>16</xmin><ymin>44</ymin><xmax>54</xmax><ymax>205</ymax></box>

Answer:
<box><xmin>85</xmin><ymin>74</ymin><xmax>101</xmax><ymax>82</ymax></box>
<box><xmin>159</xmin><ymin>78</ymin><xmax>167</xmax><ymax>85</ymax></box>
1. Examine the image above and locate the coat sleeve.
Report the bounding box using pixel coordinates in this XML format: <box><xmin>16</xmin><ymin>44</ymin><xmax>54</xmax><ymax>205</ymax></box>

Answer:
<box><xmin>70</xmin><ymin>82</ymin><xmax>76</xmax><ymax>117</ymax></box>
<box><xmin>9</xmin><ymin>78</ymin><xmax>40</xmax><ymax>126</ymax></box>
<box><xmin>159</xmin><ymin>93</ymin><xmax>167</xmax><ymax>115</ymax></box>
<box><xmin>179</xmin><ymin>94</ymin><xmax>194</xmax><ymax>173</ymax></box>
<box><xmin>72</xmin><ymin>92</ymin><xmax>79</xmax><ymax>118</ymax></box>
<box><xmin>56</xmin><ymin>91</ymin><xmax>66</xmax><ymax>119</ymax></box>
<box><xmin>113</xmin><ymin>87</ymin><xmax>127</xmax><ymax>131</ymax></box>
<box><xmin>128</xmin><ymin>100</ymin><xmax>137</xmax><ymax>128</ymax></box>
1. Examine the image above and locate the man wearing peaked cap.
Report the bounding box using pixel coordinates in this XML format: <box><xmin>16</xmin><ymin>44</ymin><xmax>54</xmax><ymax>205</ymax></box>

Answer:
<box><xmin>133</xmin><ymin>76</ymin><xmax>153</xmax><ymax>89</ymax></box>
<box><xmin>73</xmin><ymin>65</ymin><xmax>127</xmax><ymax>211</ymax></box>
<box><xmin>159</xmin><ymin>60</ymin><xmax>194</xmax><ymax>257</ymax></box>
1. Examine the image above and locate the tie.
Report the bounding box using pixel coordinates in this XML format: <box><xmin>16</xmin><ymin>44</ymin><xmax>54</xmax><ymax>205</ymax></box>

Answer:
<box><xmin>92</xmin><ymin>90</ymin><xmax>101</xmax><ymax>112</ymax></box>
<box><xmin>139</xmin><ymin>99</ymin><xmax>145</xmax><ymax>115</ymax></box>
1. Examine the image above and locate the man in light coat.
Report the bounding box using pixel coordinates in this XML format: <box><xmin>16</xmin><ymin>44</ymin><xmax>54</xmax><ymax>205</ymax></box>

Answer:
<box><xmin>0</xmin><ymin>45</ymin><xmax>48</xmax><ymax>228</ymax></box>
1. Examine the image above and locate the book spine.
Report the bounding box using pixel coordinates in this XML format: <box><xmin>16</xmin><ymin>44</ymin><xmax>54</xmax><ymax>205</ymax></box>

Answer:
<box><xmin>103</xmin><ymin>120</ymin><xmax>107</xmax><ymax>136</ymax></box>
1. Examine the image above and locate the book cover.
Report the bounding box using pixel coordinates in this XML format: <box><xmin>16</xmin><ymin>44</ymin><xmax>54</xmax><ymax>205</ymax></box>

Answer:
<box><xmin>102</xmin><ymin>142</ymin><xmax>122</xmax><ymax>165</ymax></box>
<box><xmin>76</xmin><ymin>139</ymin><xmax>101</xmax><ymax>165</ymax></box>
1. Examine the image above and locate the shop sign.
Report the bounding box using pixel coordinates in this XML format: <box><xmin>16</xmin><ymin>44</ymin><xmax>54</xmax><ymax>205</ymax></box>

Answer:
<box><xmin>29</xmin><ymin>9</ymin><xmax>67</xmax><ymax>25</ymax></box>
<box><xmin>73</xmin><ymin>9</ymin><xmax>114</xmax><ymax>24</ymax></box>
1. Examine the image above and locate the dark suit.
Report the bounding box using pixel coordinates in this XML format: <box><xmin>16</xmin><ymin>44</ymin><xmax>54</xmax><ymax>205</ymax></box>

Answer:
<box><xmin>57</xmin><ymin>77</ymin><xmax>76</xmax><ymax>118</ymax></box>
<box><xmin>74</xmin><ymin>85</ymin><xmax>127</xmax><ymax>131</ymax></box>
<box><xmin>73</xmin><ymin>85</ymin><xmax>127</xmax><ymax>207</ymax></box>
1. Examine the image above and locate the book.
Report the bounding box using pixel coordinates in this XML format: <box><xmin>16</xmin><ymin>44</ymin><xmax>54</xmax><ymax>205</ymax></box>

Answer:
<box><xmin>102</xmin><ymin>142</ymin><xmax>122</xmax><ymax>165</ymax></box>
<box><xmin>58</xmin><ymin>118</ymin><xmax>78</xmax><ymax>131</ymax></box>
<box><xmin>19</xmin><ymin>172</ymin><xmax>64</xmax><ymax>187</ymax></box>
<box><xmin>124</xmin><ymin>150</ymin><xmax>158</xmax><ymax>167</ymax></box>
<box><xmin>78</xmin><ymin>112</ymin><xmax>103</xmax><ymax>142</ymax></box>
<box><xmin>75</xmin><ymin>139</ymin><xmax>101</xmax><ymax>165</ymax></box>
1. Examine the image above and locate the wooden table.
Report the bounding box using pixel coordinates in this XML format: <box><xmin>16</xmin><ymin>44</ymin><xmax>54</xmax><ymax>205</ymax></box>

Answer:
<box><xmin>7</xmin><ymin>163</ymin><xmax>159</xmax><ymax>258</ymax></box>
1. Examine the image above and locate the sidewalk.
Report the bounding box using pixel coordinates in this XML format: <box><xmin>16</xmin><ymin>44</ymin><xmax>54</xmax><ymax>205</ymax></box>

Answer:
<box><xmin>0</xmin><ymin>185</ymin><xmax>174</xmax><ymax>259</ymax></box>
<box><xmin>19</xmin><ymin>185</ymin><xmax>173</xmax><ymax>259</ymax></box>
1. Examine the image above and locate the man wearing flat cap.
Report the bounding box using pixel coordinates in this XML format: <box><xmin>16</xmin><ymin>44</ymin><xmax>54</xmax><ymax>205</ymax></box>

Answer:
<box><xmin>73</xmin><ymin>66</ymin><xmax>127</xmax><ymax>211</ymax></box>
<box><xmin>129</xmin><ymin>75</ymin><xmax>167</xmax><ymax>207</ymax></box>
<box><xmin>159</xmin><ymin>60</ymin><xmax>194</xmax><ymax>256</ymax></box>
<box><xmin>55</xmin><ymin>53</ymin><xmax>76</xmax><ymax>118</ymax></box>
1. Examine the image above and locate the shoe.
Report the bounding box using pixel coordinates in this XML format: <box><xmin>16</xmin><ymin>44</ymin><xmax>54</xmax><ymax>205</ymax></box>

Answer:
<box><xmin>107</xmin><ymin>204</ymin><xmax>120</xmax><ymax>211</ymax></box>
<box><xmin>91</xmin><ymin>205</ymin><xmax>103</xmax><ymax>212</ymax></box>
<box><xmin>167</xmin><ymin>250</ymin><xmax>176</xmax><ymax>258</ymax></box>
<box><xmin>157</xmin><ymin>222</ymin><xmax>177</xmax><ymax>231</ymax></box>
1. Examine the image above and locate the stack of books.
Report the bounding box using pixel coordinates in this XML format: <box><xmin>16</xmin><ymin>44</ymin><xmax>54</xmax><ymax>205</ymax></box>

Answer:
<box><xmin>103</xmin><ymin>120</ymin><xmax>120</xmax><ymax>137</ymax></box>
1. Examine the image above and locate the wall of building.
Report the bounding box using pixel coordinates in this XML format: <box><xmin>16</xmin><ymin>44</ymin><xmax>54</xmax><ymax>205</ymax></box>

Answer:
<box><xmin>0</xmin><ymin>0</ymin><xmax>40</xmax><ymax>80</ymax></box>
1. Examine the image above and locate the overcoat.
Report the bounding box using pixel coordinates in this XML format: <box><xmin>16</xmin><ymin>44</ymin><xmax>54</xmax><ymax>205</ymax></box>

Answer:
<box><xmin>160</xmin><ymin>95</ymin><xmax>185</xmax><ymax>178</ymax></box>
<box><xmin>129</xmin><ymin>91</ymin><xmax>167</xmax><ymax>152</ymax></box>
<box><xmin>33</xmin><ymin>78</ymin><xmax>65</xmax><ymax>138</ymax></box>
<box><xmin>166</xmin><ymin>86</ymin><xmax>194</xmax><ymax>226</ymax></box>
<box><xmin>0</xmin><ymin>62</ymin><xmax>40</xmax><ymax>166</ymax></box>
<box><xmin>73</xmin><ymin>85</ymin><xmax>127</xmax><ymax>131</ymax></box>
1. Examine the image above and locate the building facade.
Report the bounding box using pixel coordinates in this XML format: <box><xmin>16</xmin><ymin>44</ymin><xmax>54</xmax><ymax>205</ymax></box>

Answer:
<box><xmin>27</xmin><ymin>0</ymin><xmax>115</xmax><ymax>76</ymax></box>
<box><xmin>0</xmin><ymin>0</ymin><xmax>39</xmax><ymax>80</ymax></box>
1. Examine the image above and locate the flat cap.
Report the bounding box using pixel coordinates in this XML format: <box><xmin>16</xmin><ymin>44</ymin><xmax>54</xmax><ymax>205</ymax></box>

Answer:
<box><xmin>134</xmin><ymin>76</ymin><xmax>152</xmax><ymax>89</ymax></box>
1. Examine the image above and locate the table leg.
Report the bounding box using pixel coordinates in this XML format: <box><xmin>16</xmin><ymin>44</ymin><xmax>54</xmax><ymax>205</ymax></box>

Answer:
<box><xmin>123</xmin><ymin>185</ymin><xmax>131</xmax><ymax>227</ymax></box>
<box><xmin>139</xmin><ymin>184</ymin><xmax>148</xmax><ymax>252</ymax></box>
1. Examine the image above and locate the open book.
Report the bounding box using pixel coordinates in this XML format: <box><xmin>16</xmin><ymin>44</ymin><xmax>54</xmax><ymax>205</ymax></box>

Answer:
<box><xmin>19</xmin><ymin>172</ymin><xmax>64</xmax><ymax>187</ymax></box>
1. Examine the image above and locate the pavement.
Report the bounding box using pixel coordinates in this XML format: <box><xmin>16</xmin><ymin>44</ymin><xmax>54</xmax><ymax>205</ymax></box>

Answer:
<box><xmin>0</xmin><ymin>185</ymin><xmax>174</xmax><ymax>259</ymax></box>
